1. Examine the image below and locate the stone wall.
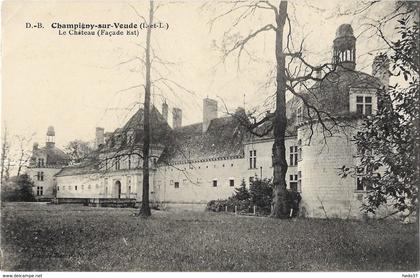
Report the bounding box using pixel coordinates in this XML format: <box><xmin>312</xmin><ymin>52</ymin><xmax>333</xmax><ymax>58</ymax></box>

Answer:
<box><xmin>56</xmin><ymin>170</ymin><xmax>143</xmax><ymax>200</ymax></box>
<box><xmin>297</xmin><ymin>120</ymin><xmax>363</xmax><ymax>218</ymax></box>
<box><xmin>27</xmin><ymin>167</ymin><xmax>62</xmax><ymax>199</ymax></box>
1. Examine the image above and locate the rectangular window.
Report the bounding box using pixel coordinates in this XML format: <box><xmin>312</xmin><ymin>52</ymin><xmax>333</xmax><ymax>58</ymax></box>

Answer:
<box><xmin>289</xmin><ymin>174</ymin><xmax>299</xmax><ymax>192</ymax></box>
<box><xmin>128</xmin><ymin>155</ymin><xmax>131</xmax><ymax>170</ymax></box>
<box><xmin>37</xmin><ymin>172</ymin><xmax>44</xmax><ymax>181</ymax></box>
<box><xmin>174</xmin><ymin>181</ymin><xmax>179</xmax><ymax>189</ymax></box>
<box><xmin>229</xmin><ymin>179</ymin><xmax>234</xmax><ymax>187</ymax></box>
<box><xmin>249</xmin><ymin>150</ymin><xmax>257</xmax><ymax>169</ymax></box>
<box><xmin>57</xmin><ymin>186</ymin><xmax>59</xmax><ymax>191</ymax></box>
<box><xmin>213</xmin><ymin>180</ymin><xmax>218</xmax><ymax>187</ymax></box>
<box><xmin>356</xmin><ymin>177</ymin><xmax>364</xmax><ymax>191</ymax></box>
<box><xmin>356</xmin><ymin>95</ymin><xmax>373</xmax><ymax>115</ymax></box>
<box><xmin>115</xmin><ymin>158</ymin><xmax>120</xmax><ymax>170</ymax></box>
<box><xmin>297</xmin><ymin>171</ymin><xmax>302</xmax><ymax>192</ymax></box>
<box><xmin>75</xmin><ymin>186</ymin><xmax>78</xmax><ymax>191</ymax></box>
<box><xmin>127</xmin><ymin>130</ymin><xmax>135</xmax><ymax>144</ymax></box>
<box><xmin>356</xmin><ymin>166</ymin><xmax>372</xmax><ymax>191</ymax></box>
<box><xmin>297</xmin><ymin>107</ymin><xmax>303</xmax><ymax>123</ymax></box>
<box><xmin>36</xmin><ymin>186</ymin><xmax>43</xmax><ymax>196</ymax></box>
<box><xmin>289</xmin><ymin>146</ymin><xmax>298</xmax><ymax>166</ymax></box>
<box><xmin>298</xmin><ymin>139</ymin><xmax>302</xmax><ymax>161</ymax></box>
<box><xmin>249</xmin><ymin>176</ymin><xmax>254</xmax><ymax>185</ymax></box>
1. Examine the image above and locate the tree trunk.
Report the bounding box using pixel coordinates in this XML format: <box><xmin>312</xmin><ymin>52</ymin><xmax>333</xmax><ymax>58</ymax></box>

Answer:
<box><xmin>1</xmin><ymin>129</ymin><xmax>7</xmax><ymax>182</ymax></box>
<box><xmin>139</xmin><ymin>0</ymin><xmax>154</xmax><ymax>217</ymax></box>
<box><xmin>271</xmin><ymin>0</ymin><xmax>290</xmax><ymax>219</ymax></box>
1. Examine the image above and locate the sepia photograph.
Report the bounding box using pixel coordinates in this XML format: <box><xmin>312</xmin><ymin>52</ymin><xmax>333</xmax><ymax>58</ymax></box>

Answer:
<box><xmin>0</xmin><ymin>0</ymin><xmax>419</xmax><ymax>275</ymax></box>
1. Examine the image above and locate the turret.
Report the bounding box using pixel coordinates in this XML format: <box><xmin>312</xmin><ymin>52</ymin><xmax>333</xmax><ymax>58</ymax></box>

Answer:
<box><xmin>333</xmin><ymin>24</ymin><xmax>356</xmax><ymax>71</ymax></box>
<box><xmin>46</xmin><ymin>126</ymin><xmax>55</xmax><ymax>148</ymax></box>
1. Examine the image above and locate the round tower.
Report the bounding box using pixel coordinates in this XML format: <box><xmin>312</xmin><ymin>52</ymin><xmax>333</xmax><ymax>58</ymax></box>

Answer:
<box><xmin>333</xmin><ymin>24</ymin><xmax>356</xmax><ymax>70</ymax></box>
<box><xmin>46</xmin><ymin>126</ymin><xmax>55</xmax><ymax>148</ymax></box>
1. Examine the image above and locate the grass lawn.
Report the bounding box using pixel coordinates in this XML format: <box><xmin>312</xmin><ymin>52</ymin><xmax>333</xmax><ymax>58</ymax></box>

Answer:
<box><xmin>1</xmin><ymin>202</ymin><xmax>418</xmax><ymax>271</ymax></box>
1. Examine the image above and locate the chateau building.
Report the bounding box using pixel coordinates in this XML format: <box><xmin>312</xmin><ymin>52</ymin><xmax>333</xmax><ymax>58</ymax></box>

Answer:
<box><xmin>27</xmin><ymin>126</ymin><xmax>70</xmax><ymax>200</ymax></box>
<box><xmin>30</xmin><ymin>24</ymin><xmax>392</xmax><ymax>218</ymax></box>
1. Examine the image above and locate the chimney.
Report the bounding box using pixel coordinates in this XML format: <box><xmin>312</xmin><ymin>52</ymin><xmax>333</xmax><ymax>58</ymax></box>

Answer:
<box><xmin>104</xmin><ymin>132</ymin><xmax>112</xmax><ymax>145</ymax></box>
<box><xmin>46</xmin><ymin>126</ymin><xmax>55</xmax><ymax>148</ymax></box>
<box><xmin>172</xmin><ymin>108</ymin><xmax>182</xmax><ymax>128</ymax></box>
<box><xmin>203</xmin><ymin>98</ymin><xmax>217</xmax><ymax>132</ymax></box>
<box><xmin>95</xmin><ymin>127</ymin><xmax>105</xmax><ymax>148</ymax></box>
<box><xmin>372</xmin><ymin>54</ymin><xmax>390</xmax><ymax>90</ymax></box>
<box><xmin>162</xmin><ymin>102</ymin><xmax>168</xmax><ymax>122</ymax></box>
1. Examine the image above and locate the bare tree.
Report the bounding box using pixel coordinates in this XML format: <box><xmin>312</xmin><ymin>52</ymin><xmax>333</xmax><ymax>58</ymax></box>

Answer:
<box><xmin>139</xmin><ymin>0</ymin><xmax>155</xmax><ymax>217</ymax></box>
<box><xmin>1</xmin><ymin>127</ymin><xmax>11</xmax><ymax>183</ymax></box>
<box><xmin>91</xmin><ymin>0</ymin><xmax>196</xmax><ymax>217</ymax></box>
<box><xmin>64</xmin><ymin>140</ymin><xmax>94</xmax><ymax>165</ymax></box>
<box><xmin>207</xmin><ymin>0</ymin><xmax>349</xmax><ymax>218</ymax></box>
<box><xmin>15</xmin><ymin>135</ymin><xmax>34</xmax><ymax>177</ymax></box>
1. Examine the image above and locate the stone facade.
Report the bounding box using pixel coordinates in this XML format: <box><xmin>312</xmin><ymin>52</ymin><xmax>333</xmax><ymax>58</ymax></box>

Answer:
<box><xmin>47</xmin><ymin>24</ymin><xmax>394</xmax><ymax>219</ymax></box>
<box><xmin>27</xmin><ymin>127</ymin><xmax>70</xmax><ymax>200</ymax></box>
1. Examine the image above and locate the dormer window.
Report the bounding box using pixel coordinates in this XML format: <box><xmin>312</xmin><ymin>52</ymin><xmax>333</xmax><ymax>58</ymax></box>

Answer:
<box><xmin>115</xmin><ymin>157</ymin><xmax>120</xmax><ymax>170</ymax></box>
<box><xmin>127</xmin><ymin>130</ymin><xmax>135</xmax><ymax>145</ymax></box>
<box><xmin>356</xmin><ymin>96</ymin><xmax>372</xmax><ymax>115</ymax></box>
<box><xmin>37</xmin><ymin>158</ymin><xmax>45</xmax><ymax>167</ymax></box>
<box><xmin>349</xmin><ymin>89</ymin><xmax>377</xmax><ymax>115</ymax></box>
<box><xmin>297</xmin><ymin>107</ymin><xmax>303</xmax><ymax>123</ymax></box>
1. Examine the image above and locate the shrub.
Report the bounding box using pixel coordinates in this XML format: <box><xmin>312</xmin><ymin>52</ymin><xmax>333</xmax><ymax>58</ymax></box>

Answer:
<box><xmin>249</xmin><ymin>178</ymin><xmax>273</xmax><ymax>214</ymax></box>
<box><xmin>206</xmin><ymin>199</ymin><xmax>228</xmax><ymax>212</ymax></box>
<box><xmin>1</xmin><ymin>174</ymin><xmax>35</xmax><ymax>202</ymax></box>
<box><xmin>206</xmin><ymin>178</ymin><xmax>302</xmax><ymax>217</ymax></box>
<box><xmin>232</xmin><ymin>180</ymin><xmax>250</xmax><ymax>201</ymax></box>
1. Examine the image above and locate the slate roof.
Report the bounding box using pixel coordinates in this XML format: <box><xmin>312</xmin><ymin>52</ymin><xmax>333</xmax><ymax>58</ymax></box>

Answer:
<box><xmin>56</xmin><ymin>105</ymin><xmax>172</xmax><ymax>177</ymax></box>
<box><xmin>159</xmin><ymin>110</ymin><xmax>251</xmax><ymax>164</ymax></box>
<box><xmin>31</xmin><ymin>146</ymin><xmax>70</xmax><ymax>167</ymax></box>
<box><xmin>100</xmin><ymin>106</ymin><xmax>172</xmax><ymax>152</ymax></box>
<box><xmin>336</xmin><ymin>24</ymin><xmax>354</xmax><ymax>38</ymax></box>
<box><xmin>55</xmin><ymin>157</ymin><xmax>99</xmax><ymax>177</ymax></box>
<box><xmin>54</xmin><ymin>69</ymin><xmax>381</xmax><ymax>177</ymax></box>
<box><xmin>298</xmin><ymin>68</ymin><xmax>382</xmax><ymax>117</ymax></box>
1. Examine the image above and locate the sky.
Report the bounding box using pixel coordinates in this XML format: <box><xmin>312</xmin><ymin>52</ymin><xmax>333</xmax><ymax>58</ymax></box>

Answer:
<box><xmin>1</xmin><ymin>0</ymin><xmax>398</xmax><ymax>151</ymax></box>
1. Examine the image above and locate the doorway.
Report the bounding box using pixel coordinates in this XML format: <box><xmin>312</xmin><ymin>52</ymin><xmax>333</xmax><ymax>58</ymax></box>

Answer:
<box><xmin>114</xmin><ymin>180</ymin><xmax>121</xmax><ymax>199</ymax></box>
